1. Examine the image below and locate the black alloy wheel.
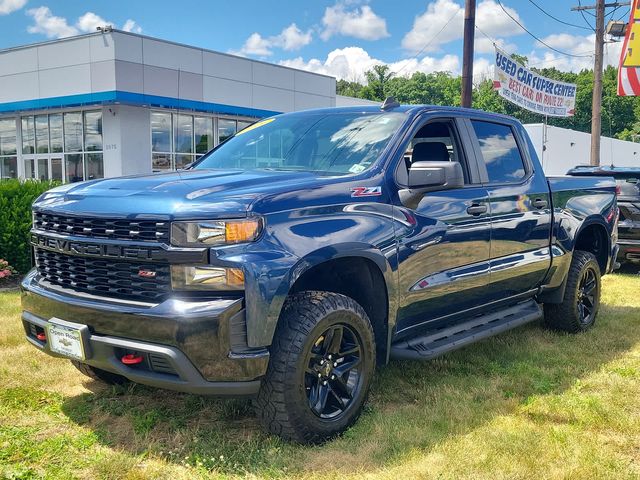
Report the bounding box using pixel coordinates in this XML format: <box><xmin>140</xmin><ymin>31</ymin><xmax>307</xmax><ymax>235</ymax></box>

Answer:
<box><xmin>305</xmin><ymin>324</ymin><xmax>364</xmax><ymax>419</ymax></box>
<box><xmin>255</xmin><ymin>291</ymin><xmax>376</xmax><ymax>443</ymax></box>
<box><xmin>577</xmin><ymin>265</ymin><xmax>598</xmax><ymax>325</ymax></box>
<box><xmin>544</xmin><ymin>250</ymin><xmax>601</xmax><ymax>333</ymax></box>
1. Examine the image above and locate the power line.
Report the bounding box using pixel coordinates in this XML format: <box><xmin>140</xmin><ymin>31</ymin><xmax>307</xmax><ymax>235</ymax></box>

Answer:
<box><xmin>497</xmin><ymin>0</ymin><xmax>594</xmax><ymax>57</ymax></box>
<box><xmin>527</xmin><ymin>0</ymin><xmax>593</xmax><ymax>31</ymax></box>
<box><xmin>577</xmin><ymin>0</ymin><xmax>597</xmax><ymax>31</ymax></box>
<box><xmin>394</xmin><ymin>9</ymin><xmax>461</xmax><ymax>77</ymax></box>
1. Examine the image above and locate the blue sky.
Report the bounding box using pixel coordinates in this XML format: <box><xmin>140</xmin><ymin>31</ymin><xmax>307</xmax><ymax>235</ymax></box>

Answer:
<box><xmin>0</xmin><ymin>0</ymin><xmax>629</xmax><ymax>82</ymax></box>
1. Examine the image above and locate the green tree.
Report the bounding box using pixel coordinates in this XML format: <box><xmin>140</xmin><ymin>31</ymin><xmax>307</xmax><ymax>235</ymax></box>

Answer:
<box><xmin>364</xmin><ymin>65</ymin><xmax>394</xmax><ymax>100</ymax></box>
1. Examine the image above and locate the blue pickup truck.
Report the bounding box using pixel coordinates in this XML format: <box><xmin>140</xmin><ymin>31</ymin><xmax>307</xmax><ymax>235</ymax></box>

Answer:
<box><xmin>22</xmin><ymin>102</ymin><xmax>618</xmax><ymax>443</ymax></box>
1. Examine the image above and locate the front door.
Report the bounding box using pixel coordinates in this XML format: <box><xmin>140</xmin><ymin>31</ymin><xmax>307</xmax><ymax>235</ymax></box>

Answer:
<box><xmin>23</xmin><ymin>154</ymin><xmax>64</xmax><ymax>181</ymax></box>
<box><xmin>393</xmin><ymin>118</ymin><xmax>492</xmax><ymax>336</ymax></box>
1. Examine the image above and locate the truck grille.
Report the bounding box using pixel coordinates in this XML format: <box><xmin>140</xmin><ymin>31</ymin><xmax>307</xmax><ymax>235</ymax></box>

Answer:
<box><xmin>35</xmin><ymin>249</ymin><xmax>171</xmax><ymax>303</ymax></box>
<box><xmin>33</xmin><ymin>212</ymin><xmax>170</xmax><ymax>243</ymax></box>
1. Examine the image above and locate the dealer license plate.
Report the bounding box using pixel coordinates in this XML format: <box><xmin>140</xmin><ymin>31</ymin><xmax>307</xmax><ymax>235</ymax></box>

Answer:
<box><xmin>47</xmin><ymin>321</ymin><xmax>85</xmax><ymax>360</ymax></box>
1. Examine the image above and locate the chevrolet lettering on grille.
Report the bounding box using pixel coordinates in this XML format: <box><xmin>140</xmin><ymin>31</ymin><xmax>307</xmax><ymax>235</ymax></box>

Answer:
<box><xmin>32</xmin><ymin>234</ymin><xmax>156</xmax><ymax>260</ymax></box>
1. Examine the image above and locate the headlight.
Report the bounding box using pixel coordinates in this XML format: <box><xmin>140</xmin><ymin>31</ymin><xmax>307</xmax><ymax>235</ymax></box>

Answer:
<box><xmin>171</xmin><ymin>218</ymin><xmax>262</xmax><ymax>247</ymax></box>
<box><xmin>171</xmin><ymin>265</ymin><xmax>244</xmax><ymax>290</ymax></box>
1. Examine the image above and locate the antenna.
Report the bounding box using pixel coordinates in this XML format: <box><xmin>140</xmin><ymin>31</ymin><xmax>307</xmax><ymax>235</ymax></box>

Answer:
<box><xmin>381</xmin><ymin>96</ymin><xmax>400</xmax><ymax>111</ymax></box>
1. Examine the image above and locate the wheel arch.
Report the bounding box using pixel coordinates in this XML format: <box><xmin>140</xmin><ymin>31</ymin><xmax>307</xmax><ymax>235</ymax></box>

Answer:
<box><xmin>265</xmin><ymin>244</ymin><xmax>397</xmax><ymax>363</ymax></box>
<box><xmin>573</xmin><ymin>219</ymin><xmax>610</xmax><ymax>274</ymax></box>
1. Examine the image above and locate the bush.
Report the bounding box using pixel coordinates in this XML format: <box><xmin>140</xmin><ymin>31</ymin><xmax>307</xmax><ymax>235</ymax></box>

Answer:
<box><xmin>0</xmin><ymin>179</ymin><xmax>59</xmax><ymax>274</ymax></box>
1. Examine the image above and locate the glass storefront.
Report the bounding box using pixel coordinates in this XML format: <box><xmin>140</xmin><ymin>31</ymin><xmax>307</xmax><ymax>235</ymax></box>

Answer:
<box><xmin>0</xmin><ymin>118</ymin><xmax>17</xmax><ymax>179</ymax></box>
<box><xmin>151</xmin><ymin>111</ymin><xmax>253</xmax><ymax>172</ymax></box>
<box><xmin>19</xmin><ymin>110</ymin><xmax>104</xmax><ymax>182</ymax></box>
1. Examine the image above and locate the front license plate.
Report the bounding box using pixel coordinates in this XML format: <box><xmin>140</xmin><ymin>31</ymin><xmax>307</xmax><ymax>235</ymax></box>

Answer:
<box><xmin>47</xmin><ymin>321</ymin><xmax>85</xmax><ymax>360</ymax></box>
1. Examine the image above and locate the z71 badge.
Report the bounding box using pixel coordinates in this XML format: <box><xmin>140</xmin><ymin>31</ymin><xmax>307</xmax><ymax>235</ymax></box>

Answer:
<box><xmin>351</xmin><ymin>186</ymin><xmax>382</xmax><ymax>197</ymax></box>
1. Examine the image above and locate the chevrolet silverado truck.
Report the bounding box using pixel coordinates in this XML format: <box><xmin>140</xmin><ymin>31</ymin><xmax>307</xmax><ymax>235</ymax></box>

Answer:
<box><xmin>568</xmin><ymin>166</ymin><xmax>638</xmax><ymax>267</ymax></box>
<box><xmin>22</xmin><ymin>102</ymin><xmax>618</xmax><ymax>443</ymax></box>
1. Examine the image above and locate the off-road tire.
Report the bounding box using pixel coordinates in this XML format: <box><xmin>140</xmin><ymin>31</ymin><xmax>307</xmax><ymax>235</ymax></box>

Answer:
<box><xmin>255</xmin><ymin>291</ymin><xmax>376</xmax><ymax>444</ymax></box>
<box><xmin>544</xmin><ymin>250</ymin><xmax>601</xmax><ymax>333</ymax></box>
<box><xmin>71</xmin><ymin>360</ymin><xmax>129</xmax><ymax>385</ymax></box>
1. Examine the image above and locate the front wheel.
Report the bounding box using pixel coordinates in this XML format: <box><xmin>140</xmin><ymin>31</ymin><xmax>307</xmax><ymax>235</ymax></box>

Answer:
<box><xmin>544</xmin><ymin>250</ymin><xmax>601</xmax><ymax>333</ymax></box>
<box><xmin>255</xmin><ymin>291</ymin><xmax>376</xmax><ymax>444</ymax></box>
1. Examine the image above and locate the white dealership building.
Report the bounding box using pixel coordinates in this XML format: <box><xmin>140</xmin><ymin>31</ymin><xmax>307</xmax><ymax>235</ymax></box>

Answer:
<box><xmin>0</xmin><ymin>29</ymin><xmax>339</xmax><ymax>182</ymax></box>
<box><xmin>0</xmin><ymin>28</ymin><xmax>638</xmax><ymax>182</ymax></box>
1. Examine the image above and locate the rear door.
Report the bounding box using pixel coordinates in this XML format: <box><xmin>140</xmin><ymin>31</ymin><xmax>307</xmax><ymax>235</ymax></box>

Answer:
<box><xmin>467</xmin><ymin>119</ymin><xmax>552</xmax><ymax>299</ymax></box>
<box><xmin>392</xmin><ymin>116</ymin><xmax>492</xmax><ymax>335</ymax></box>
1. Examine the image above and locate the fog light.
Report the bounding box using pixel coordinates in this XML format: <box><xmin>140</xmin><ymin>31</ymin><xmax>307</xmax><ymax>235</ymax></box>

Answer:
<box><xmin>171</xmin><ymin>265</ymin><xmax>244</xmax><ymax>290</ymax></box>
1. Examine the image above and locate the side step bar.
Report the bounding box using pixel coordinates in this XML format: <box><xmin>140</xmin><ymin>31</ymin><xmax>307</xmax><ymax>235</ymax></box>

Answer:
<box><xmin>390</xmin><ymin>299</ymin><xmax>543</xmax><ymax>361</ymax></box>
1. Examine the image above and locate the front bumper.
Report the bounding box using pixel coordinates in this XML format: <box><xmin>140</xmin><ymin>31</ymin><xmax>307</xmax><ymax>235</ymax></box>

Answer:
<box><xmin>21</xmin><ymin>270</ymin><xmax>269</xmax><ymax>396</ymax></box>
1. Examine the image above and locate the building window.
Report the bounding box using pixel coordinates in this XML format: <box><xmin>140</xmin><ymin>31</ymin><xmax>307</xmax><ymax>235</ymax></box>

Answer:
<box><xmin>84</xmin><ymin>111</ymin><xmax>103</xmax><ymax>152</ymax></box>
<box><xmin>22</xmin><ymin>116</ymin><xmax>35</xmax><ymax>154</ymax></box>
<box><xmin>19</xmin><ymin>110</ymin><xmax>103</xmax><ymax>183</ymax></box>
<box><xmin>0</xmin><ymin>118</ymin><xmax>17</xmax><ymax>179</ymax></box>
<box><xmin>50</xmin><ymin>114</ymin><xmax>63</xmax><ymax>153</ymax></box>
<box><xmin>63</xmin><ymin>112</ymin><xmax>83</xmax><ymax>152</ymax></box>
<box><xmin>151</xmin><ymin>111</ymin><xmax>257</xmax><ymax>173</ymax></box>
<box><xmin>218</xmin><ymin>119</ymin><xmax>236</xmax><ymax>144</ymax></box>
<box><xmin>35</xmin><ymin>115</ymin><xmax>49</xmax><ymax>154</ymax></box>
<box><xmin>195</xmin><ymin>116</ymin><xmax>213</xmax><ymax>154</ymax></box>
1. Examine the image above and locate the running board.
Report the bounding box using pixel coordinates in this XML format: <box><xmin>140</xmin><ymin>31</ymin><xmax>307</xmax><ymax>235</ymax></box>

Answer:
<box><xmin>390</xmin><ymin>299</ymin><xmax>543</xmax><ymax>361</ymax></box>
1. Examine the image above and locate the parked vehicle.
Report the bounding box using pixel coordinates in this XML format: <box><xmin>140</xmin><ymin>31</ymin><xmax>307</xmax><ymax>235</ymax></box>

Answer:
<box><xmin>568</xmin><ymin>166</ymin><xmax>639</xmax><ymax>267</ymax></box>
<box><xmin>22</xmin><ymin>102</ymin><xmax>618</xmax><ymax>443</ymax></box>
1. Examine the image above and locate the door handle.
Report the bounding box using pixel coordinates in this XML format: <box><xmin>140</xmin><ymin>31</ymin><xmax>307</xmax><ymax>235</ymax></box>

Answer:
<box><xmin>466</xmin><ymin>204</ymin><xmax>487</xmax><ymax>216</ymax></box>
<box><xmin>532</xmin><ymin>198</ymin><xmax>548</xmax><ymax>209</ymax></box>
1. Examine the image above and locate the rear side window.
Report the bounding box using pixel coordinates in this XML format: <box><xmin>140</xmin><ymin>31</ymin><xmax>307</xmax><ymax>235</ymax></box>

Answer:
<box><xmin>471</xmin><ymin>121</ymin><xmax>526</xmax><ymax>184</ymax></box>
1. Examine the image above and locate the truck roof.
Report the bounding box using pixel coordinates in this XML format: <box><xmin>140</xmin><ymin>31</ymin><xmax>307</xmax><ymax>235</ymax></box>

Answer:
<box><xmin>291</xmin><ymin>104</ymin><xmax>518</xmax><ymax>122</ymax></box>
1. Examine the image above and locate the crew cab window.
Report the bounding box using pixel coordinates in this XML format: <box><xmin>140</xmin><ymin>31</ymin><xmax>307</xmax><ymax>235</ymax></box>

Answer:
<box><xmin>471</xmin><ymin>121</ymin><xmax>526</xmax><ymax>184</ymax></box>
<box><xmin>398</xmin><ymin>120</ymin><xmax>470</xmax><ymax>185</ymax></box>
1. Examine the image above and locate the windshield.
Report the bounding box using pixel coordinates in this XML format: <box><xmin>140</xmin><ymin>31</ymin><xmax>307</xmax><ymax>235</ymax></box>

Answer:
<box><xmin>194</xmin><ymin>111</ymin><xmax>406</xmax><ymax>175</ymax></box>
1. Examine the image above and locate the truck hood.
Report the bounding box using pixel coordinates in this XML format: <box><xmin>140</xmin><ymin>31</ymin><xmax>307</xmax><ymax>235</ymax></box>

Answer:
<box><xmin>34</xmin><ymin>169</ymin><xmax>323</xmax><ymax>219</ymax></box>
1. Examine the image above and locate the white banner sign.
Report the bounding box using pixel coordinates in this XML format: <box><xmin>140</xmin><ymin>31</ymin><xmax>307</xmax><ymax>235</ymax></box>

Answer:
<box><xmin>493</xmin><ymin>48</ymin><xmax>577</xmax><ymax>117</ymax></box>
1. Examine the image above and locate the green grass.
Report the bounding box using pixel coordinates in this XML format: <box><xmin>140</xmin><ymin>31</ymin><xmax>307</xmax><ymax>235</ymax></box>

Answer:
<box><xmin>1</xmin><ymin>272</ymin><xmax>640</xmax><ymax>479</ymax></box>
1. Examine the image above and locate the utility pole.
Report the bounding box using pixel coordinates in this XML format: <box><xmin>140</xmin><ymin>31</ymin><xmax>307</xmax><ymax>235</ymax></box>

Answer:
<box><xmin>591</xmin><ymin>0</ymin><xmax>605</xmax><ymax>166</ymax></box>
<box><xmin>461</xmin><ymin>0</ymin><xmax>476</xmax><ymax>108</ymax></box>
<box><xmin>571</xmin><ymin>1</ymin><xmax>630</xmax><ymax>166</ymax></box>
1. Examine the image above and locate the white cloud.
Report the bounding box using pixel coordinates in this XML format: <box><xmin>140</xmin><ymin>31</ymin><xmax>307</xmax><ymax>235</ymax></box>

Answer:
<box><xmin>475</xmin><ymin>36</ymin><xmax>516</xmax><ymax>55</ymax></box>
<box><xmin>278</xmin><ymin>23</ymin><xmax>312</xmax><ymax>51</ymax></box>
<box><xmin>122</xmin><ymin>19</ymin><xmax>142</xmax><ymax>34</ymax></box>
<box><xmin>235</xmin><ymin>23</ymin><xmax>312</xmax><ymax>57</ymax></box>
<box><xmin>402</xmin><ymin>0</ymin><xmax>523</xmax><ymax>53</ymax></box>
<box><xmin>76</xmin><ymin>12</ymin><xmax>110</xmax><ymax>32</ymax></box>
<box><xmin>0</xmin><ymin>0</ymin><xmax>26</xmax><ymax>15</ymax></box>
<box><xmin>26</xmin><ymin>6</ymin><xmax>142</xmax><ymax>39</ymax></box>
<box><xmin>321</xmin><ymin>3</ymin><xmax>389</xmax><ymax>41</ymax></box>
<box><xmin>27</xmin><ymin>7</ymin><xmax>78</xmax><ymax>38</ymax></box>
<box><xmin>279</xmin><ymin>46</ymin><xmax>459</xmax><ymax>82</ymax></box>
<box><xmin>527</xmin><ymin>33</ymin><xmax>621</xmax><ymax>72</ymax></box>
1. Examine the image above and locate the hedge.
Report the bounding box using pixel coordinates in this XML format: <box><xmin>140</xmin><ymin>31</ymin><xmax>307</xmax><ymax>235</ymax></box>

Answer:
<box><xmin>0</xmin><ymin>179</ymin><xmax>59</xmax><ymax>274</ymax></box>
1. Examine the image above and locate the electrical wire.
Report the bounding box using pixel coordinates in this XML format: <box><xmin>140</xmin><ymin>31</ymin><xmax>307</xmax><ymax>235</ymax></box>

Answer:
<box><xmin>577</xmin><ymin>0</ymin><xmax>597</xmax><ymax>31</ymax></box>
<box><xmin>497</xmin><ymin>0</ymin><xmax>594</xmax><ymax>57</ymax></box>
<box><xmin>394</xmin><ymin>9</ymin><xmax>461</xmax><ymax>77</ymax></box>
<box><xmin>527</xmin><ymin>0</ymin><xmax>593</xmax><ymax>31</ymax></box>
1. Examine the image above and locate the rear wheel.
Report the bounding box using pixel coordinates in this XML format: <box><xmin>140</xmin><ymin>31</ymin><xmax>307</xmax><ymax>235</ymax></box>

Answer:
<box><xmin>255</xmin><ymin>291</ymin><xmax>376</xmax><ymax>443</ymax></box>
<box><xmin>544</xmin><ymin>250</ymin><xmax>601</xmax><ymax>333</ymax></box>
<box><xmin>71</xmin><ymin>360</ymin><xmax>128</xmax><ymax>385</ymax></box>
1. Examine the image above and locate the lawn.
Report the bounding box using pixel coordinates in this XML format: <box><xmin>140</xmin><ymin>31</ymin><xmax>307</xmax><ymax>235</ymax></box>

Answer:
<box><xmin>1</xmin><ymin>272</ymin><xmax>640</xmax><ymax>479</ymax></box>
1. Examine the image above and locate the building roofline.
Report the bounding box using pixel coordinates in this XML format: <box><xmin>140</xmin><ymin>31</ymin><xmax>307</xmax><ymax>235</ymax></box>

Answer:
<box><xmin>0</xmin><ymin>28</ymin><xmax>337</xmax><ymax>81</ymax></box>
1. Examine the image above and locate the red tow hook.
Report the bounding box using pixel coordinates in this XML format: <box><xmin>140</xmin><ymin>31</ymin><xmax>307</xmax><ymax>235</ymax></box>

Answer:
<box><xmin>121</xmin><ymin>353</ymin><xmax>144</xmax><ymax>365</ymax></box>
<box><xmin>36</xmin><ymin>332</ymin><xmax>46</xmax><ymax>341</ymax></box>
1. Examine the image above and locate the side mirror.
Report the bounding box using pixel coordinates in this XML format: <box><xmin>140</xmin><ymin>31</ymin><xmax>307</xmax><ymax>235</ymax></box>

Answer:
<box><xmin>407</xmin><ymin>161</ymin><xmax>464</xmax><ymax>190</ymax></box>
<box><xmin>400</xmin><ymin>161</ymin><xmax>464</xmax><ymax>209</ymax></box>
